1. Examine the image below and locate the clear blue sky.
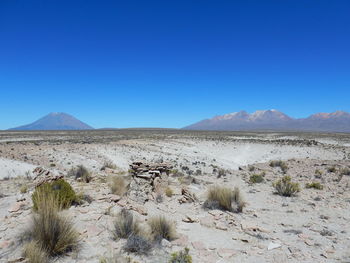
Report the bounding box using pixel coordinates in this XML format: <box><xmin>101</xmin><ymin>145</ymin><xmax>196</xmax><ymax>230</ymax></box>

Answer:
<box><xmin>1</xmin><ymin>1</ymin><xmax>350</xmax><ymax>129</ymax></box>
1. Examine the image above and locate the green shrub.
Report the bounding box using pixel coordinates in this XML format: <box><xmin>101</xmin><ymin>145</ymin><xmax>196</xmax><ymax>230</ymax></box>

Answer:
<box><xmin>306</xmin><ymin>182</ymin><xmax>324</xmax><ymax>190</ymax></box>
<box><xmin>249</xmin><ymin>173</ymin><xmax>265</xmax><ymax>183</ymax></box>
<box><xmin>32</xmin><ymin>179</ymin><xmax>76</xmax><ymax>210</ymax></box>
<box><xmin>269</xmin><ymin>160</ymin><xmax>288</xmax><ymax>173</ymax></box>
<box><xmin>148</xmin><ymin>216</ymin><xmax>176</xmax><ymax>242</ymax></box>
<box><xmin>273</xmin><ymin>176</ymin><xmax>300</xmax><ymax>197</ymax></box>
<box><xmin>170</xmin><ymin>247</ymin><xmax>192</xmax><ymax>263</ymax></box>
<box><xmin>114</xmin><ymin>209</ymin><xmax>140</xmax><ymax>239</ymax></box>
<box><xmin>204</xmin><ymin>186</ymin><xmax>245</xmax><ymax>212</ymax></box>
<box><xmin>68</xmin><ymin>165</ymin><xmax>91</xmax><ymax>183</ymax></box>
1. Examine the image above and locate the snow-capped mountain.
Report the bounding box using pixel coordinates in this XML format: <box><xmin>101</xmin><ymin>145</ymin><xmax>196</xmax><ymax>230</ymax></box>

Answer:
<box><xmin>184</xmin><ymin>110</ymin><xmax>350</xmax><ymax>132</ymax></box>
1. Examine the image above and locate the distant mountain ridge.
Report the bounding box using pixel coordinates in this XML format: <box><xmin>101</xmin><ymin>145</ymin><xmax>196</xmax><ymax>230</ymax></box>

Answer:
<box><xmin>184</xmin><ymin>110</ymin><xmax>350</xmax><ymax>132</ymax></box>
<box><xmin>9</xmin><ymin>113</ymin><xmax>93</xmax><ymax>130</ymax></box>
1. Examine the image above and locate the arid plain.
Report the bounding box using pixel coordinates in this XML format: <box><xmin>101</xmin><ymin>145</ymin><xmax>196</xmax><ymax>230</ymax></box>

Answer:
<box><xmin>0</xmin><ymin>130</ymin><xmax>350</xmax><ymax>263</ymax></box>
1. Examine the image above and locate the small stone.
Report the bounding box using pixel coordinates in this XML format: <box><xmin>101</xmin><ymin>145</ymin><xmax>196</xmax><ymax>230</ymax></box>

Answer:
<box><xmin>161</xmin><ymin>239</ymin><xmax>172</xmax><ymax>248</ymax></box>
<box><xmin>192</xmin><ymin>241</ymin><xmax>206</xmax><ymax>250</ymax></box>
<box><xmin>267</xmin><ymin>242</ymin><xmax>281</xmax><ymax>250</ymax></box>
<box><xmin>8</xmin><ymin>202</ymin><xmax>25</xmax><ymax>213</ymax></box>
<box><xmin>215</xmin><ymin>221</ymin><xmax>228</xmax><ymax>231</ymax></box>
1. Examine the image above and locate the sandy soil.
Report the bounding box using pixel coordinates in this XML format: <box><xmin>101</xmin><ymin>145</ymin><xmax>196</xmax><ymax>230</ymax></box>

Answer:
<box><xmin>0</xmin><ymin>130</ymin><xmax>349</xmax><ymax>263</ymax></box>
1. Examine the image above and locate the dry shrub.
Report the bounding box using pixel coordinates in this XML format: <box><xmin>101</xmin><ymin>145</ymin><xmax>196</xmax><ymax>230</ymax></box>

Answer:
<box><xmin>23</xmin><ymin>191</ymin><xmax>79</xmax><ymax>257</ymax></box>
<box><xmin>101</xmin><ymin>161</ymin><xmax>117</xmax><ymax>170</ymax></box>
<box><xmin>340</xmin><ymin>167</ymin><xmax>350</xmax><ymax>176</ymax></box>
<box><xmin>170</xmin><ymin>247</ymin><xmax>192</xmax><ymax>263</ymax></box>
<box><xmin>124</xmin><ymin>234</ymin><xmax>152</xmax><ymax>255</ymax></box>
<box><xmin>327</xmin><ymin>166</ymin><xmax>337</xmax><ymax>173</ymax></box>
<box><xmin>68</xmin><ymin>165</ymin><xmax>92</xmax><ymax>183</ymax></box>
<box><xmin>109</xmin><ymin>176</ymin><xmax>127</xmax><ymax>196</ymax></box>
<box><xmin>249</xmin><ymin>173</ymin><xmax>265</xmax><ymax>183</ymax></box>
<box><xmin>23</xmin><ymin>241</ymin><xmax>48</xmax><ymax>263</ymax></box>
<box><xmin>114</xmin><ymin>209</ymin><xmax>140</xmax><ymax>239</ymax></box>
<box><xmin>165</xmin><ymin>187</ymin><xmax>174</xmax><ymax>197</ymax></box>
<box><xmin>148</xmin><ymin>216</ymin><xmax>176</xmax><ymax>242</ymax></box>
<box><xmin>269</xmin><ymin>160</ymin><xmax>288</xmax><ymax>173</ymax></box>
<box><xmin>204</xmin><ymin>186</ymin><xmax>245</xmax><ymax>213</ymax></box>
<box><xmin>305</xmin><ymin>182</ymin><xmax>323</xmax><ymax>190</ymax></box>
<box><xmin>20</xmin><ymin>185</ymin><xmax>28</xmax><ymax>193</ymax></box>
<box><xmin>273</xmin><ymin>176</ymin><xmax>300</xmax><ymax>197</ymax></box>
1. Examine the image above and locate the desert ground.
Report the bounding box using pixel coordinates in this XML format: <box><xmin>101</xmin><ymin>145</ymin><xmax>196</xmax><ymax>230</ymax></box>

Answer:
<box><xmin>0</xmin><ymin>129</ymin><xmax>350</xmax><ymax>263</ymax></box>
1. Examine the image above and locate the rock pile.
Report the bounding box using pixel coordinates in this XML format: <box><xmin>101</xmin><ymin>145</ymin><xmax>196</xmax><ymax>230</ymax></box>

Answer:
<box><xmin>128</xmin><ymin>162</ymin><xmax>173</xmax><ymax>203</ymax></box>
<box><xmin>32</xmin><ymin>167</ymin><xmax>63</xmax><ymax>187</ymax></box>
<box><xmin>129</xmin><ymin>161</ymin><xmax>173</xmax><ymax>178</ymax></box>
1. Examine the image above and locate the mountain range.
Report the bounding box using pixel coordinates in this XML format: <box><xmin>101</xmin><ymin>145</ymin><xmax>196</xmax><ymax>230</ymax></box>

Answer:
<box><xmin>183</xmin><ymin>110</ymin><xmax>350</xmax><ymax>132</ymax></box>
<box><xmin>9</xmin><ymin>113</ymin><xmax>93</xmax><ymax>130</ymax></box>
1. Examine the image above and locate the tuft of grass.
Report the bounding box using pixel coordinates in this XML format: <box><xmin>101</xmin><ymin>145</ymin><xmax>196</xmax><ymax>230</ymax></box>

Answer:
<box><xmin>124</xmin><ymin>234</ymin><xmax>152</xmax><ymax>255</ymax></box>
<box><xmin>23</xmin><ymin>241</ymin><xmax>49</xmax><ymax>263</ymax></box>
<box><xmin>23</xmin><ymin>192</ymin><xmax>79</xmax><ymax>257</ymax></box>
<box><xmin>327</xmin><ymin>166</ymin><xmax>337</xmax><ymax>173</ymax></box>
<box><xmin>148</xmin><ymin>216</ymin><xmax>176</xmax><ymax>242</ymax></box>
<box><xmin>273</xmin><ymin>176</ymin><xmax>300</xmax><ymax>197</ymax></box>
<box><xmin>113</xmin><ymin>209</ymin><xmax>140</xmax><ymax>239</ymax></box>
<box><xmin>32</xmin><ymin>179</ymin><xmax>76</xmax><ymax>211</ymax></box>
<box><xmin>68</xmin><ymin>165</ymin><xmax>92</xmax><ymax>183</ymax></box>
<box><xmin>269</xmin><ymin>160</ymin><xmax>288</xmax><ymax>173</ymax></box>
<box><xmin>74</xmin><ymin>192</ymin><xmax>93</xmax><ymax>205</ymax></box>
<box><xmin>109</xmin><ymin>176</ymin><xmax>127</xmax><ymax>196</ymax></box>
<box><xmin>170</xmin><ymin>247</ymin><xmax>192</xmax><ymax>263</ymax></box>
<box><xmin>305</xmin><ymin>182</ymin><xmax>324</xmax><ymax>190</ymax></box>
<box><xmin>315</xmin><ymin>169</ymin><xmax>323</xmax><ymax>176</ymax></box>
<box><xmin>101</xmin><ymin>161</ymin><xmax>117</xmax><ymax>171</ymax></box>
<box><xmin>20</xmin><ymin>185</ymin><xmax>28</xmax><ymax>194</ymax></box>
<box><xmin>339</xmin><ymin>167</ymin><xmax>350</xmax><ymax>176</ymax></box>
<box><xmin>203</xmin><ymin>186</ymin><xmax>245</xmax><ymax>213</ymax></box>
<box><xmin>165</xmin><ymin>187</ymin><xmax>174</xmax><ymax>197</ymax></box>
<box><xmin>249</xmin><ymin>172</ymin><xmax>265</xmax><ymax>183</ymax></box>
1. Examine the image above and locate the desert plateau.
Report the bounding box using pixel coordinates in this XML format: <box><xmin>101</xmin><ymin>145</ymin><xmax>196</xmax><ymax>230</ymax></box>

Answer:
<box><xmin>0</xmin><ymin>130</ymin><xmax>349</xmax><ymax>263</ymax></box>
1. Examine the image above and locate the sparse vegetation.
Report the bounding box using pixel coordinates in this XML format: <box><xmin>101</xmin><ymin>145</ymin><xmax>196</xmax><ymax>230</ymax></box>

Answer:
<box><xmin>273</xmin><ymin>176</ymin><xmax>300</xmax><ymax>197</ymax></box>
<box><xmin>109</xmin><ymin>176</ymin><xmax>127</xmax><ymax>196</ymax></box>
<box><xmin>32</xmin><ymin>179</ymin><xmax>76</xmax><ymax>210</ymax></box>
<box><xmin>203</xmin><ymin>186</ymin><xmax>245</xmax><ymax>213</ymax></box>
<box><xmin>306</xmin><ymin>182</ymin><xmax>324</xmax><ymax>190</ymax></box>
<box><xmin>20</xmin><ymin>185</ymin><xmax>28</xmax><ymax>193</ymax></box>
<box><xmin>148</xmin><ymin>216</ymin><xmax>176</xmax><ymax>242</ymax></box>
<box><xmin>68</xmin><ymin>165</ymin><xmax>92</xmax><ymax>183</ymax></box>
<box><xmin>101</xmin><ymin>161</ymin><xmax>117</xmax><ymax>170</ymax></box>
<box><xmin>170</xmin><ymin>247</ymin><xmax>192</xmax><ymax>263</ymax></box>
<box><xmin>339</xmin><ymin>167</ymin><xmax>350</xmax><ymax>176</ymax></box>
<box><xmin>327</xmin><ymin>166</ymin><xmax>337</xmax><ymax>173</ymax></box>
<box><xmin>23</xmin><ymin>192</ymin><xmax>79</xmax><ymax>258</ymax></box>
<box><xmin>114</xmin><ymin>209</ymin><xmax>140</xmax><ymax>239</ymax></box>
<box><xmin>124</xmin><ymin>234</ymin><xmax>152</xmax><ymax>255</ymax></box>
<box><xmin>269</xmin><ymin>160</ymin><xmax>288</xmax><ymax>173</ymax></box>
<box><xmin>165</xmin><ymin>187</ymin><xmax>174</xmax><ymax>197</ymax></box>
<box><xmin>249</xmin><ymin>172</ymin><xmax>265</xmax><ymax>183</ymax></box>
<box><xmin>23</xmin><ymin>241</ymin><xmax>49</xmax><ymax>263</ymax></box>
<box><xmin>75</xmin><ymin>192</ymin><xmax>93</xmax><ymax>205</ymax></box>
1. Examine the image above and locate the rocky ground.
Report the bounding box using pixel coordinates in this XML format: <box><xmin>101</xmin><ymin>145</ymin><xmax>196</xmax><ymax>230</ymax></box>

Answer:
<box><xmin>0</xmin><ymin>130</ymin><xmax>350</xmax><ymax>263</ymax></box>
